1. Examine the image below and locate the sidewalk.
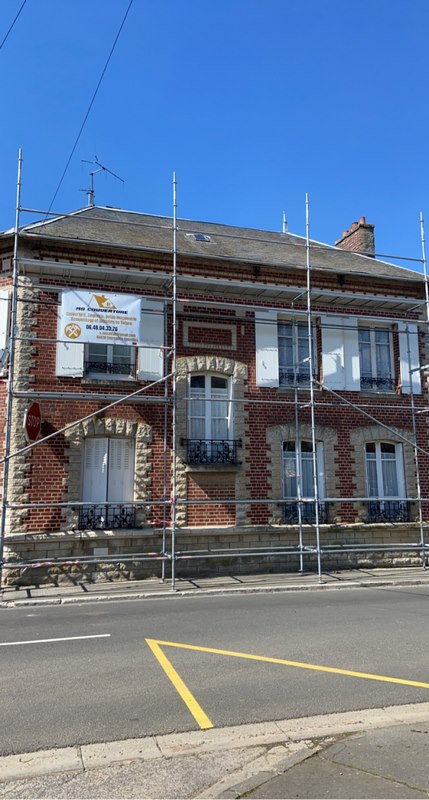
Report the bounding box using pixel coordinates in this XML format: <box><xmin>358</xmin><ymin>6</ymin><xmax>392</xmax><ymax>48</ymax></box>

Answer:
<box><xmin>0</xmin><ymin>704</ymin><xmax>428</xmax><ymax>798</ymax></box>
<box><xmin>2</xmin><ymin>568</ymin><xmax>429</xmax><ymax>798</ymax></box>
<box><xmin>2</xmin><ymin>564</ymin><xmax>429</xmax><ymax>607</ymax></box>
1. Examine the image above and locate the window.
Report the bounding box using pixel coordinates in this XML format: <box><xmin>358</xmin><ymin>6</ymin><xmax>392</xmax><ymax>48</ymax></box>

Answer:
<box><xmin>186</xmin><ymin>233</ymin><xmax>211</xmax><ymax>242</ymax></box>
<box><xmin>84</xmin><ymin>343</ymin><xmax>136</xmax><ymax>379</ymax></box>
<box><xmin>358</xmin><ymin>327</ymin><xmax>394</xmax><ymax>392</ymax></box>
<box><xmin>80</xmin><ymin>437</ymin><xmax>135</xmax><ymax>529</ymax></box>
<box><xmin>278</xmin><ymin>321</ymin><xmax>314</xmax><ymax>387</ymax></box>
<box><xmin>282</xmin><ymin>440</ymin><xmax>327</xmax><ymax>523</ymax></box>
<box><xmin>365</xmin><ymin>442</ymin><xmax>408</xmax><ymax>521</ymax></box>
<box><xmin>187</xmin><ymin>374</ymin><xmax>236</xmax><ymax>464</ymax></box>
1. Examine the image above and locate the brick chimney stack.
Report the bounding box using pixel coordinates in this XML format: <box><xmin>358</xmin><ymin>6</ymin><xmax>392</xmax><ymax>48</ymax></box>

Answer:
<box><xmin>335</xmin><ymin>216</ymin><xmax>375</xmax><ymax>257</ymax></box>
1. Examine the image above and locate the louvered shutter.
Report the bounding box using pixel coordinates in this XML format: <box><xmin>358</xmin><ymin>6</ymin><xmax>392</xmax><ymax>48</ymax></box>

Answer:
<box><xmin>138</xmin><ymin>298</ymin><xmax>164</xmax><ymax>381</ymax></box>
<box><xmin>107</xmin><ymin>439</ymin><xmax>134</xmax><ymax>502</ymax></box>
<box><xmin>255</xmin><ymin>310</ymin><xmax>279</xmax><ymax>387</ymax></box>
<box><xmin>82</xmin><ymin>438</ymin><xmax>108</xmax><ymax>502</ymax></box>
<box><xmin>398</xmin><ymin>322</ymin><xmax>421</xmax><ymax>394</ymax></box>
<box><xmin>56</xmin><ymin>295</ymin><xmax>84</xmax><ymax>377</ymax></box>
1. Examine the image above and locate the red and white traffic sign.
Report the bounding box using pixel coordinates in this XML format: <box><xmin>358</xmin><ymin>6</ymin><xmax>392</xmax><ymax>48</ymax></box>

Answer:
<box><xmin>23</xmin><ymin>401</ymin><xmax>42</xmax><ymax>442</ymax></box>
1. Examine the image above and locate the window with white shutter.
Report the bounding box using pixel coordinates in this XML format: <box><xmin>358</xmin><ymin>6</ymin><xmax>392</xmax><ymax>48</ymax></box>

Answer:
<box><xmin>80</xmin><ymin>437</ymin><xmax>135</xmax><ymax>529</ymax></box>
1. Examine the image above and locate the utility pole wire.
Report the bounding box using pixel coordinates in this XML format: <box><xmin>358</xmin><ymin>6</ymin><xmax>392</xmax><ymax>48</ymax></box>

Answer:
<box><xmin>0</xmin><ymin>0</ymin><xmax>27</xmax><ymax>50</ymax></box>
<box><xmin>46</xmin><ymin>0</ymin><xmax>134</xmax><ymax>214</ymax></box>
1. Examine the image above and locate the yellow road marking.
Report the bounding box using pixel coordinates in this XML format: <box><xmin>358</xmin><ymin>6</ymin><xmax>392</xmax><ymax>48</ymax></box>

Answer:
<box><xmin>146</xmin><ymin>637</ymin><xmax>429</xmax><ymax>731</ymax></box>
<box><xmin>148</xmin><ymin>638</ymin><xmax>429</xmax><ymax>691</ymax></box>
<box><xmin>145</xmin><ymin>638</ymin><xmax>213</xmax><ymax>730</ymax></box>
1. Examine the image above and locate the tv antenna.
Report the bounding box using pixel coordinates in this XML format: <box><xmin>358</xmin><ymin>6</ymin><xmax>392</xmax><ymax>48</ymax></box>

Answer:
<box><xmin>81</xmin><ymin>157</ymin><xmax>124</xmax><ymax>206</ymax></box>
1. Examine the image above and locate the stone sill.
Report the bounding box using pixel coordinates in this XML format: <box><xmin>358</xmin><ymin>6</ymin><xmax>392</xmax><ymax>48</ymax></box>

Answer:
<box><xmin>4</xmin><ymin>520</ymin><xmax>426</xmax><ymax>545</ymax></box>
<box><xmin>5</xmin><ymin>527</ymin><xmax>158</xmax><ymax>543</ymax></box>
<box><xmin>184</xmin><ymin>463</ymin><xmax>241</xmax><ymax>473</ymax></box>
<box><xmin>81</xmin><ymin>378</ymin><xmax>140</xmax><ymax>389</ymax></box>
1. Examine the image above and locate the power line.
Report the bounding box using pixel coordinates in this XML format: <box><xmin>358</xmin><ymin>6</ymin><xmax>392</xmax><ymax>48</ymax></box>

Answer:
<box><xmin>46</xmin><ymin>0</ymin><xmax>134</xmax><ymax>215</ymax></box>
<box><xmin>0</xmin><ymin>0</ymin><xmax>27</xmax><ymax>50</ymax></box>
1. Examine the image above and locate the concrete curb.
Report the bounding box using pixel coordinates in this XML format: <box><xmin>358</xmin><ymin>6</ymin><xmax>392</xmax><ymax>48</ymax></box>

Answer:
<box><xmin>2</xmin><ymin>575</ymin><xmax>429</xmax><ymax>608</ymax></box>
<box><xmin>1</xmin><ymin>702</ymin><xmax>429</xmax><ymax>782</ymax></box>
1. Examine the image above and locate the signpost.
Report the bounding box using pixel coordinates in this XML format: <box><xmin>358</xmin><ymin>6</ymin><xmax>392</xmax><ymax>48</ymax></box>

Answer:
<box><xmin>23</xmin><ymin>401</ymin><xmax>42</xmax><ymax>443</ymax></box>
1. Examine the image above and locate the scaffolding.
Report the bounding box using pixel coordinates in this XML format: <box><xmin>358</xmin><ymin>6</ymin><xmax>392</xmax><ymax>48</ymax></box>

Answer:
<box><xmin>1</xmin><ymin>150</ymin><xmax>429</xmax><ymax>591</ymax></box>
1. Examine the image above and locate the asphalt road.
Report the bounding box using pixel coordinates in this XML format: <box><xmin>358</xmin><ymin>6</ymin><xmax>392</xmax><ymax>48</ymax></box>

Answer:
<box><xmin>1</xmin><ymin>585</ymin><xmax>429</xmax><ymax>756</ymax></box>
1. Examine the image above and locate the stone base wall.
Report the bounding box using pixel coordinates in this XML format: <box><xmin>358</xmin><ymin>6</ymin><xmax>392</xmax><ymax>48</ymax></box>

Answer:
<box><xmin>3</xmin><ymin>523</ymin><xmax>428</xmax><ymax>587</ymax></box>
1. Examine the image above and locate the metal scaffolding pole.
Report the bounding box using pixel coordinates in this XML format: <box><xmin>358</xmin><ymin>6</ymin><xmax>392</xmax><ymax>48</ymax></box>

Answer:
<box><xmin>161</xmin><ymin>299</ymin><xmax>168</xmax><ymax>582</ymax></box>
<box><xmin>0</xmin><ymin>149</ymin><xmax>22</xmax><ymax>587</ymax></box>
<box><xmin>294</xmin><ymin>384</ymin><xmax>304</xmax><ymax>572</ymax></box>
<box><xmin>305</xmin><ymin>194</ymin><xmax>322</xmax><ymax>580</ymax></box>
<box><xmin>420</xmin><ymin>212</ymin><xmax>429</xmax><ymax>326</ymax></box>
<box><xmin>405</xmin><ymin>325</ymin><xmax>426</xmax><ymax>567</ymax></box>
<box><xmin>170</xmin><ymin>173</ymin><xmax>178</xmax><ymax>590</ymax></box>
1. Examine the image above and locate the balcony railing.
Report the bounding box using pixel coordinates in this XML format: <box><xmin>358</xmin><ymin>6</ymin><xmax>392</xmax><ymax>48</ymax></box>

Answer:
<box><xmin>84</xmin><ymin>360</ymin><xmax>134</xmax><ymax>377</ymax></box>
<box><xmin>183</xmin><ymin>439</ymin><xmax>239</xmax><ymax>465</ymax></box>
<box><xmin>283</xmin><ymin>501</ymin><xmax>328</xmax><ymax>524</ymax></box>
<box><xmin>361</xmin><ymin>375</ymin><xmax>395</xmax><ymax>393</ymax></box>
<box><xmin>78</xmin><ymin>503</ymin><xmax>136</xmax><ymax>530</ymax></box>
<box><xmin>367</xmin><ymin>500</ymin><xmax>409</xmax><ymax>523</ymax></box>
<box><xmin>279</xmin><ymin>369</ymin><xmax>315</xmax><ymax>387</ymax></box>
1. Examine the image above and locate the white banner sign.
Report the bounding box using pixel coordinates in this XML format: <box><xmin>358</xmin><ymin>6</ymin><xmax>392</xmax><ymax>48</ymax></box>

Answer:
<box><xmin>59</xmin><ymin>290</ymin><xmax>142</xmax><ymax>346</ymax></box>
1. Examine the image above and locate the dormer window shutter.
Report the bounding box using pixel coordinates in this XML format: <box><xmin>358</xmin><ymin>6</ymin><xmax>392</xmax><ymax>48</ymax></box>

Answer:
<box><xmin>138</xmin><ymin>298</ymin><xmax>165</xmax><ymax>381</ymax></box>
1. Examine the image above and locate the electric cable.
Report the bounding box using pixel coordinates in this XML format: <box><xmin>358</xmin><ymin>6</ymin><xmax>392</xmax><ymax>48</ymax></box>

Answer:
<box><xmin>0</xmin><ymin>0</ymin><xmax>27</xmax><ymax>50</ymax></box>
<box><xmin>46</xmin><ymin>0</ymin><xmax>134</xmax><ymax>214</ymax></box>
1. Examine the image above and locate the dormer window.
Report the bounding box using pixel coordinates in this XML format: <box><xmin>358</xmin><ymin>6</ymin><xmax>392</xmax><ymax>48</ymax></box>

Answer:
<box><xmin>186</xmin><ymin>233</ymin><xmax>211</xmax><ymax>242</ymax></box>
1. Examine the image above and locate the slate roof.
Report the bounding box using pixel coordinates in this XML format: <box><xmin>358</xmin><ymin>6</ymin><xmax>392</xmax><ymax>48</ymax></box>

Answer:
<box><xmin>8</xmin><ymin>205</ymin><xmax>424</xmax><ymax>284</ymax></box>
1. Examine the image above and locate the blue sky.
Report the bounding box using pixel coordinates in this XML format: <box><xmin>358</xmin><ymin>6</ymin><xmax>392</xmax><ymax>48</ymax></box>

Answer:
<box><xmin>1</xmin><ymin>0</ymin><xmax>429</xmax><ymax>270</ymax></box>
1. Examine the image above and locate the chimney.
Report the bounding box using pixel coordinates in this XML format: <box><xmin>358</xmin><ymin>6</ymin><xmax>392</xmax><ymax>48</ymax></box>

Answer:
<box><xmin>335</xmin><ymin>216</ymin><xmax>375</xmax><ymax>257</ymax></box>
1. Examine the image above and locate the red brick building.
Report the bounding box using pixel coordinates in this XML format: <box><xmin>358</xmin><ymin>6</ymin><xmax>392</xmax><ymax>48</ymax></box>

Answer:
<box><xmin>0</xmin><ymin>208</ymin><xmax>428</xmax><ymax>583</ymax></box>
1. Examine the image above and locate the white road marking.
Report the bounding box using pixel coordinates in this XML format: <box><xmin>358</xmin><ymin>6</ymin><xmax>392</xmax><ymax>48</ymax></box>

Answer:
<box><xmin>0</xmin><ymin>634</ymin><xmax>111</xmax><ymax>647</ymax></box>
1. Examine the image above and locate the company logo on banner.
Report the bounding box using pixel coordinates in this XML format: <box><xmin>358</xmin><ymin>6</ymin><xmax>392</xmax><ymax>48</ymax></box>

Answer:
<box><xmin>60</xmin><ymin>290</ymin><xmax>142</xmax><ymax>346</ymax></box>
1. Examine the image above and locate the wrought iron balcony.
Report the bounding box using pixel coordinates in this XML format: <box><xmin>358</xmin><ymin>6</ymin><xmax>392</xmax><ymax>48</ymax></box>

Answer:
<box><xmin>361</xmin><ymin>375</ymin><xmax>395</xmax><ymax>393</ymax></box>
<box><xmin>78</xmin><ymin>503</ymin><xmax>136</xmax><ymax>530</ymax></box>
<box><xmin>367</xmin><ymin>500</ymin><xmax>409</xmax><ymax>523</ymax></box>
<box><xmin>84</xmin><ymin>360</ymin><xmax>134</xmax><ymax>377</ymax></box>
<box><xmin>183</xmin><ymin>439</ymin><xmax>239</xmax><ymax>465</ymax></box>
<box><xmin>283</xmin><ymin>501</ymin><xmax>328</xmax><ymax>524</ymax></box>
<box><xmin>279</xmin><ymin>369</ymin><xmax>315</xmax><ymax>387</ymax></box>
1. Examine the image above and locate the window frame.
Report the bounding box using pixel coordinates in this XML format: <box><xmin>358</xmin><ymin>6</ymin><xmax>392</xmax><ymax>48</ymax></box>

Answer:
<box><xmin>281</xmin><ymin>439</ymin><xmax>326</xmax><ymax>523</ymax></box>
<box><xmin>278</xmin><ymin>319</ymin><xmax>316</xmax><ymax>387</ymax></box>
<box><xmin>188</xmin><ymin>373</ymin><xmax>233</xmax><ymax>442</ymax></box>
<box><xmin>84</xmin><ymin>343</ymin><xmax>136</xmax><ymax>380</ymax></box>
<box><xmin>358</xmin><ymin>324</ymin><xmax>395</xmax><ymax>392</ymax></box>
<box><xmin>282</xmin><ymin>439</ymin><xmax>325</xmax><ymax>500</ymax></box>
<box><xmin>365</xmin><ymin>441</ymin><xmax>405</xmax><ymax>501</ymax></box>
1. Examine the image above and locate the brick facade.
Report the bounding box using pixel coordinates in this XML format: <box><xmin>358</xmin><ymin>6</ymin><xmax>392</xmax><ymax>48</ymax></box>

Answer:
<box><xmin>0</xmin><ymin>207</ymin><xmax>428</xmax><ymax>585</ymax></box>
